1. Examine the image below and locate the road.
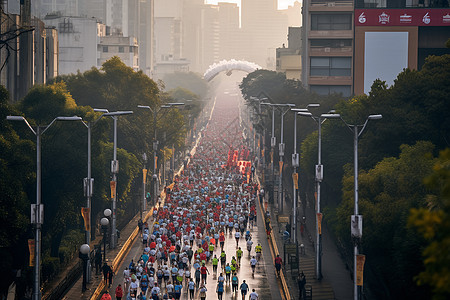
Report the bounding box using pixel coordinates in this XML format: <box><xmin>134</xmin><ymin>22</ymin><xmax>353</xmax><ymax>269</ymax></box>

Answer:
<box><xmin>108</xmin><ymin>84</ymin><xmax>282</xmax><ymax>300</ymax></box>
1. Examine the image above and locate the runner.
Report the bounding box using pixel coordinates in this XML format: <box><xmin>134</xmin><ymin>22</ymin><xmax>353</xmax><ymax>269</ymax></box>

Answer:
<box><xmin>240</xmin><ymin>280</ymin><xmax>249</xmax><ymax>300</ymax></box>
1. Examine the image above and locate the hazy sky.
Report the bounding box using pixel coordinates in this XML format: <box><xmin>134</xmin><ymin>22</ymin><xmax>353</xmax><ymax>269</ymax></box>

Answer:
<box><xmin>205</xmin><ymin>0</ymin><xmax>299</xmax><ymax>10</ymax></box>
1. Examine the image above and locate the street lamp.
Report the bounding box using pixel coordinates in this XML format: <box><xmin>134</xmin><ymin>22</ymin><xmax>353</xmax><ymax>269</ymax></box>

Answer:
<box><xmin>79</xmin><ymin>244</ymin><xmax>90</xmax><ymax>292</ymax></box>
<box><xmin>298</xmin><ymin>110</ymin><xmax>341</xmax><ymax>280</ymax></box>
<box><xmin>102</xmin><ymin>110</ymin><xmax>133</xmax><ymax>249</ymax></box>
<box><xmin>6</xmin><ymin>115</ymin><xmax>82</xmax><ymax>300</ymax></box>
<box><xmin>79</xmin><ymin>108</ymin><xmax>109</xmax><ymax>283</ymax></box>
<box><xmin>138</xmin><ymin>103</ymin><xmax>184</xmax><ymax>206</ymax></box>
<box><xmin>100</xmin><ymin>217</ymin><xmax>110</xmax><ymax>263</ymax></box>
<box><xmin>338</xmin><ymin>114</ymin><xmax>382</xmax><ymax>300</ymax></box>
<box><xmin>290</xmin><ymin>104</ymin><xmax>319</xmax><ymax>244</ymax></box>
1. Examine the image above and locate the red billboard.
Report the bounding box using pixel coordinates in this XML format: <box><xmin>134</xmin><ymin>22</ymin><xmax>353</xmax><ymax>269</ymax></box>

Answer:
<box><xmin>355</xmin><ymin>9</ymin><xmax>450</xmax><ymax>26</ymax></box>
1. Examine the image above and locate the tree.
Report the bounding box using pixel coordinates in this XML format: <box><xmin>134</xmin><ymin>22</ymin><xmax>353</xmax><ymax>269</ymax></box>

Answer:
<box><xmin>409</xmin><ymin>148</ymin><xmax>450</xmax><ymax>299</ymax></box>
<box><xmin>162</xmin><ymin>72</ymin><xmax>209</xmax><ymax>99</ymax></box>
<box><xmin>330</xmin><ymin>141</ymin><xmax>436</xmax><ymax>299</ymax></box>
<box><xmin>0</xmin><ymin>85</ymin><xmax>32</xmax><ymax>296</ymax></box>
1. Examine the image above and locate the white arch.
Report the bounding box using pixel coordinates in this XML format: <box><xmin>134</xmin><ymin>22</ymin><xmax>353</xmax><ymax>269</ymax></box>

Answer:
<box><xmin>203</xmin><ymin>59</ymin><xmax>262</xmax><ymax>82</ymax></box>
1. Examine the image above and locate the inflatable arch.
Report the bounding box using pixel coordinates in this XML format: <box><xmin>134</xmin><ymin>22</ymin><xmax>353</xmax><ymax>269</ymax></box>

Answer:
<box><xmin>203</xmin><ymin>59</ymin><xmax>262</xmax><ymax>82</ymax></box>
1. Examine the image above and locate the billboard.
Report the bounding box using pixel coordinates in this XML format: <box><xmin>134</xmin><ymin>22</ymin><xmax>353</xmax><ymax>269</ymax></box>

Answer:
<box><xmin>355</xmin><ymin>9</ymin><xmax>450</xmax><ymax>26</ymax></box>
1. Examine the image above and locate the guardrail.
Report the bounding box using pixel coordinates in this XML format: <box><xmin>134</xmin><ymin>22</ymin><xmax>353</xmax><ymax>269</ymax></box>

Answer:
<box><xmin>256</xmin><ymin>187</ymin><xmax>292</xmax><ymax>300</ymax></box>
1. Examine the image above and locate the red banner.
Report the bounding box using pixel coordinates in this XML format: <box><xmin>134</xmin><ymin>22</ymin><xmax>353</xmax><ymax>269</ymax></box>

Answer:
<box><xmin>355</xmin><ymin>9</ymin><xmax>450</xmax><ymax>26</ymax></box>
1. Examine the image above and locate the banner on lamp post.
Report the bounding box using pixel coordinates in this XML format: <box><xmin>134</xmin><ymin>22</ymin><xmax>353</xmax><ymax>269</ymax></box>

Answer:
<box><xmin>143</xmin><ymin>168</ymin><xmax>147</xmax><ymax>183</ymax></box>
<box><xmin>81</xmin><ymin>207</ymin><xmax>90</xmax><ymax>231</ymax></box>
<box><xmin>317</xmin><ymin>213</ymin><xmax>323</xmax><ymax>235</ymax></box>
<box><xmin>292</xmin><ymin>172</ymin><xmax>298</xmax><ymax>189</ymax></box>
<box><xmin>110</xmin><ymin>181</ymin><xmax>116</xmax><ymax>198</ymax></box>
<box><xmin>279</xmin><ymin>161</ymin><xmax>283</xmax><ymax>175</ymax></box>
<box><xmin>356</xmin><ymin>254</ymin><xmax>366</xmax><ymax>286</ymax></box>
<box><xmin>28</xmin><ymin>239</ymin><xmax>35</xmax><ymax>266</ymax></box>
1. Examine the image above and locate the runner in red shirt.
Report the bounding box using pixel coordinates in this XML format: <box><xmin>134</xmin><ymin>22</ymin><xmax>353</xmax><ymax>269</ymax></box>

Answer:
<box><xmin>274</xmin><ymin>255</ymin><xmax>283</xmax><ymax>277</ymax></box>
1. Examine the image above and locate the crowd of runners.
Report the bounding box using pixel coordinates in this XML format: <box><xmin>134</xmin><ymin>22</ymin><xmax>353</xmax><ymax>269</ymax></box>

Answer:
<box><xmin>102</xmin><ymin>97</ymin><xmax>268</xmax><ymax>300</ymax></box>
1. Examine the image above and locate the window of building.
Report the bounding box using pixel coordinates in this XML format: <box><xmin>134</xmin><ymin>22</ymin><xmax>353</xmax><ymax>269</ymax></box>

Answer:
<box><xmin>58</xmin><ymin>19</ymin><xmax>74</xmax><ymax>33</ymax></box>
<box><xmin>119</xmin><ymin>46</ymin><xmax>124</xmax><ymax>53</ymax></box>
<box><xmin>310</xmin><ymin>57</ymin><xmax>352</xmax><ymax>76</ymax></box>
<box><xmin>310</xmin><ymin>85</ymin><xmax>352</xmax><ymax>97</ymax></box>
<box><xmin>103</xmin><ymin>46</ymin><xmax>108</xmax><ymax>53</ymax></box>
<box><xmin>311</xmin><ymin>14</ymin><xmax>352</xmax><ymax>30</ymax></box>
<box><xmin>310</xmin><ymin>39</ymin><xmax>352</xmax><ymax>48</ymax></box>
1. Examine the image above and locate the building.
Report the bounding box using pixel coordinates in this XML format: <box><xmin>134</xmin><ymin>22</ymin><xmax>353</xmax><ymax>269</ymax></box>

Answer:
<box><xmin>276</xmin><ymin>27</ymin><xmax>302</xmax><ymax>80</ymax></box>
<box><xmin>98</xmin><ymin>35</ymin><xmax>139</xmax><ymax>70</ymax></box>
<box><xmin>43</xmin><ymin>15</ymin><xmax>106</xmax><ymax>75</ymax></box>
<box><xmin>353</xmin><ymin>2</ymin><xmax>450</xmax><ymax>94</ymax></box>
<box><xmin>301</xmin><ymin>0</ymin><xmax>450</xmax><ymax>97</ymax></box>
<box><xmin>301</xmin><ymin>0</ymin><xmax>354</xmax><ymax>97</ymax></box>
<box><xmin>241</xmin><ymin>0</ymin><xmax>289</xmax><ymax>69</ymax></box>
<box><xmin>0</xmin><ymin>3</ymin><xmax>59</xmax><ymax>101</ymax></box>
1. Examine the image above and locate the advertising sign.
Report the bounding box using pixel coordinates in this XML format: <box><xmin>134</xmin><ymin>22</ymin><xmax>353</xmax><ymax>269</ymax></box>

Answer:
<box><xmin>355</xmin><ymin>9</ymin><xmax>450</xmax><ymax>26</ymax></box>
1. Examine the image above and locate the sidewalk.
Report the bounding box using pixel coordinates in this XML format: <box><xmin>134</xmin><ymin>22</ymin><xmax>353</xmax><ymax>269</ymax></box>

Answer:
<box><xmin>61</xmin><ymin>211</ymin><xmax>146</xmax><ymax>300</ymax></box>
<box><xmin>258</xmin><ymin>166</ymin><xmax>353</xmax><ymax>300</ymax></box>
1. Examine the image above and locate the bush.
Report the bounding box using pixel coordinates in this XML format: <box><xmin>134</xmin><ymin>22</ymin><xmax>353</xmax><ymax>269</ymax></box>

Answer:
<box><xmin>42</xmin><ymin>256</ymin><xmax>60</xmax><ymax>281</ymax></box>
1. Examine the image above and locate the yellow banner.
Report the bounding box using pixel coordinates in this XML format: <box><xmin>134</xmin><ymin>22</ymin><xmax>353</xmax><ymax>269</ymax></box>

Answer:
<box><xmin>154</xmin><ymin>157</ymin><xmax>158</xmax><ymax>171</ymax></box>
<box><xmin>279</xmin><ymin>161</ymin><xmax>283</xmax><ymax>175</ymax></box>
<box><xmin>110</xmin><ymin>180</ymin><xmax>116</xmax><ymax>198</ymax></box>
<box><xmin>28</xmin><ymin>239</ymin><xmax>35</xmax><ymax>267</ymax></box>
<box><xmin>292</xmin><ymin>173</ymin><xmax>298</xmax><ymax>189</ymax></box>
<box><xmin>143</xmin><ymin>168</ymin><xmax>147</xmax><ymax>184</ymax></box>
<box><xmin>262</xmin><ymin>149</ymin><xmax>265</xmax><ymax>157</ymax></box>
<box><xmin>317</xmin><ymin>213</ymin><xmax>323</xmax><ymax>235</ymax></box>
<box><xmin>270</xmin><ymin>151</ymin><xmax>273</xmax><ymax>163</ymax></box>
<box><xmin>81</xmin><ymin>207</ymin><xmax>91</xmax><ymax>231</ymax></box>
<box><xmin>356</xmin><ymin>254</ymin><xmax>366</xmax><ymax>286</ymax></box>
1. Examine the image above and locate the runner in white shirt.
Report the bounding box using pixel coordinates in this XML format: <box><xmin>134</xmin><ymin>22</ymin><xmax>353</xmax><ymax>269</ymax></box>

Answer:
<box><xmin>250</xmin><ymin>256</ymin><xmax>258</xmax><ymax>274</ymax></box>
<box><xmin>249</xmin><ymin>289</ymin><xmax>259</xmax><ymax>300</ymax></box>
<box><xmin>235</xmin><ymin>231</ymin><xmax>241</xmax><ymax>246</ymax></box>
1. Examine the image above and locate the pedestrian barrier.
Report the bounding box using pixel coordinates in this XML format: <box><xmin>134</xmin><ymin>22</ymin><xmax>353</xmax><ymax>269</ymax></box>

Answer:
<box><xmin>256</xmin><ymin>182</ymin><xmax>292</xmax><ymax>300</ymax></box>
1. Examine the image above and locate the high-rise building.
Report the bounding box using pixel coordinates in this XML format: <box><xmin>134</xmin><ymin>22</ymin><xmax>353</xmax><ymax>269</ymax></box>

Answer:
<box><xmin>301</xmin><ymin>0</ymin><xmax>354</xmax><ymax>97</ymax></box>
<box><xmin>301</xmin><ymin>0</ymin><xmax>450</xmax><ymax>97</ymax></box>
<box><xmin>241</xmin><ymin>0</ymin><xmax>288</xmax><ymax>68</ymax></box>
<box><xmin>353</xmin><ymin>1</ymin><xmax>450</xmax><ymax>94</ymax></box>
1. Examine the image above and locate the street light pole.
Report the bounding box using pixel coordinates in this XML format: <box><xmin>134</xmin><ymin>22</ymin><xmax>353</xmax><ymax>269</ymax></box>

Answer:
<box><xmin>290</xmin><ymin>105</ymin><xmax>319</xmax><ymax>245</ymax></box>
<box><xmin>298</xmin><ymin>111</ymin><xmax>340</xmax><ymax>280</ymax></box>
<box><xmin>138</xmin><ymin>103</ymin><xmax>184</xmax><ymax>206</ymax></box>
<box><xmin>277</xmin><ymin>105</ymin><xmax>295</xmax><ymax>214</ymax></box>
<box><xmin>102</xmin><ymin>111</ymin><xmax>133</xmax><ymax>249</ymax></box>
<box><xmin>338</xmin><ymin>114</ymin><xmax>382</xmax><ymax>300</ymax></box>
<box><xmin>6</xmin><ymin>116</ymin><xmax>82</xmax><ymax>300</ymax></box>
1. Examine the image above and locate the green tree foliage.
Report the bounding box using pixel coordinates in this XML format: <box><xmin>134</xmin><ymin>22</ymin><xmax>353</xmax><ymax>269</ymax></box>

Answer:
<box><xmin>162</xmin><ymin>72</ymin><xmax>209</xmax><ymax>99</ymax></box>
<box><xmin>330</xmin><ymin>142</ymin><xmax>435</xmax><ymax>299</ymax></box>
<box><xmin>409</xmin><ymin>148</ymin><xmax>450</xmax><ymax>299</ymax></box>
<box><xmin>0</xmin><ymin>86</ymin><xmax>32</xmax><ymax>294</ymax></box>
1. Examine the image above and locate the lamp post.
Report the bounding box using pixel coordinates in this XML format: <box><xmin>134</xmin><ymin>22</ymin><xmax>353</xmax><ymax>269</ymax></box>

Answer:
<box><xmin>103</xmin><ymin>110</ymin><xmax>133</xmax><ymax>249</ymax></box>
<box><xmin>290</xmin><ymin>105</ymin><xmax>319</xmax><ymax>244</ymax></box>
<box><xmin>338</xmin><ymin>114</ymin><xmax>382</xmax><ymax>300</ymax></box>
<box><xmin>6</xmin><ymin>115</ymin><xmax>82</xmax><ymax>300</ymax></box>
<box><xmin>79</xmin><ymin>244</ymin><xmax>90</xmax><ymax>292</ymax></box>
<box><xmin>100</xmin><ymin>217</ymin><xmax>109</xmax><ymax>263</ymax></box>
<box><xmin>138</xmin><ymin>103</ymin><xmax>184</xmax><ymax>206</ymax></box>
<box><xmin>298</xmin><ymin>111</ymin><xmax>341</xmax><ymax>280</ymax></box>
<box><xmin>260</xmin><ymin>103</ymin><xmax>295</xmax><ymax>211</ymax></box>
<box><xmin>80</xmin><ymin>108</ymin><xmax>109</xmax><ymax>283</ymax></box>
<box><xmin>276</xmin><ymin>104</ymin><xmax>295</xmax><ymax>214</ymax></box>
